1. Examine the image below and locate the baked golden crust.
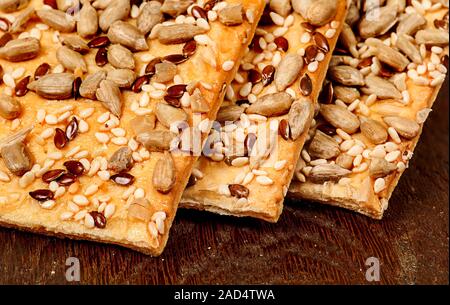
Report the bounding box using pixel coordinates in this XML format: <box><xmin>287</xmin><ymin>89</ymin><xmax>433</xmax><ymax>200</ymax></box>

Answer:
<box><xmin>181</xmin><ymin>0</ymin><xmax>348</xmax><ymax>222</ymax></box>
<box><xmin>0</xmin><ymin>0</ymin><xmax>266</xmax><ymax>255</ymax></box>
<box><xmin>287</xmin><ymin>3</ymin><xmax>449</xmax><ymax>219</ymax></box>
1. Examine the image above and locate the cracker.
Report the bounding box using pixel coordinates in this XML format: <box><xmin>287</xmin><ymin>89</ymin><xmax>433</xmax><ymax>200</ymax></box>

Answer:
<box><xmin>0</xmin><ymin>0</ymin><xmax>265</xmax><ymax>255</ymax></box>
<box><xmin>181</xmin><ymin>0</ymin><xmax>348</xmax><ymax>222</ymax></box>
<box><xmin>287</xmin><ymin>1</ymin><xmax>449</xmax><ymax>219</ymax></box>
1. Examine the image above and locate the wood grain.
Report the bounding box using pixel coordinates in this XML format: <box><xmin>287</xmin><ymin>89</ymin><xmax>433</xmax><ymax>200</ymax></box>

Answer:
<box><xmin>0</xmin><ymin>82</ymin><xmax>448</xmax><ymax>285</ymax></box>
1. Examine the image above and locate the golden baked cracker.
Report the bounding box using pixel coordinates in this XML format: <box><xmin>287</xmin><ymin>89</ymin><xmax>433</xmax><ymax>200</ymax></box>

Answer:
<box><xmin>181</xmin><ymin>0</ymin><xmax>348</xmax><ymax>222</ymax></box>
<box><xmin>0</xmin><ymin>0</ymin><xmax>265</xmax><ymax>255</ymax></box>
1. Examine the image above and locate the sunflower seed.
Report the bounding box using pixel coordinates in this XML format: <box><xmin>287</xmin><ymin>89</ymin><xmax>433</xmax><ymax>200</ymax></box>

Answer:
<box><xmin>106</xmin><ymin>69</ymin><xmax>135</xmax><ymax>88</ymax></box>
<box><xmin>130</xmin><ymin>115</ymin><xmax>156</xmax><ymax>135</ymax></box>
<box><xmin>153</xmin><ymin>151</ymin><xmax>176</xmax><ymax>194</ymax></box>
<box><xmin>62</xmin><ymin>35</ymin><xmax>90</xmax><ymax>54</ymax></box>
<box><xmin>0</xmin><ymin>0</ymin><xmax>29</xmax><ymax>12</ymax></box>
<box><xmin>369</xmin><ymin>158</ymin><xmax>397</xmax><ymax>178</ymax></box>
<box><xmin>0</xmin><ymin>37</ymin><xmax>39</xmax><ymax>62</ymax></box>
<box><xmin>137</xmin><ymin>1</ymin><xmax>163</xmax><ymax>35</ymax></box>
<box><xmin>345</xmin><ymin>1</ymin><xmax>360</xmax><ymax>26</ymax></box>
<box><xmin>358</xmin><ymin>5</ymin><xmax>398</xmax><ymax>38</ymax></box>
<box><xmin>107</xmin><ymin>21</ymin><xmax>148</xmax><ymax>51</ymax></box>
<box><xmin>79</xmin><ymin>70</ymin><xmax>106</xmax><ymax>100</ymax></box>
<box><xmin>27</xmin><ymin>73</ymin><xmax>75</xmax><ymax>100</ymax></box>
<box><xmin>335</xmin><ymin>153</ymin><xmax>353</xmax><ymax>170</ymax></box>
<box><xmin>340</xmin><ymin>23</ymin><xmax>358</xmax><ymax>57</ymax></box>
<box><xmin>320</xmin><ymin>104</ymin><xmax>360</xmax><ymax>134</ymax></box>
<box><xmin>157</xmin><ymin>24</ymin><xmax>207</xmax><ymax>45</ymax></box>
<box><xmin>56</xmin><ymin>46</ymin><xmax>87</xmax><ymax>72</ymax></box>
<box><xmin>108</xmin><ymin>147</ymin><xmax>133</xmax><ymax>173</ymax></box>
<box><xmin>288</xmin><ymin>98</ymin><xmax>313</xmax><ymax>140</ymax></box>
<box><xmin>0</xmin><ymin>94</ymin><xmax>22</xmax><ymax>120</ymax></box>
<box><xmin>218</xmin><ymin>3</ymin><xmax>243</xmax><ymax>26</ymax></box>
<box><xmin>360</xmin><ymin>117</ymin><xmax>388</xmax><ymax>144</ymax></box>
<box><xmin>9</xmin><ymin>6</ymin><xmax>34</xmax><ymax>33</ymax></box>
<box><xmin>397</xmin><ymin>13</ymin><xmax>427</xmax><ymax>36</ymax></box>
<box><xmin>274</xmin><ymin>53</ymin><xmax>303</xmax><ymax>91</ymax></box>
<box><xmin>270</xmin><ymin>0</ymin><xmax>291</xmax><ymax>17</ymax></box>
<box><xmin>309</xmin><ymin>164</ymin><xmax>351</xmax><ymax>182</ymax></box>
<box><xmin>362</xmin><ymin>75</ymin><xmax>402</xmax><ymax>100</ymax></box>
<box><xmin>155</xmin><ymin>103</ymin><xmax>188</xmax><ymax>128</ymax></box>
<box><xmin>153</xmin><ymin>62</ymin><xmax>177</xmax><ymax>83</ymax></box>
<box><xmin>217</xmin><ymin>105</ymin><xmax>244</xmax><ymax>123</ymax></box>
<box><xmin>77</xmin><ymin>1</ymin><xmax>98</xmax><ymax>38</ymax></box>
<box><xmin>136</xmin><ymin>130</ymin><xmax>176</xmax><ymax>151</ymax></box>
<box><xmin>308</xmin><ymin>130</ymin><xmax>340</xmax><ymax>160</ymax></box>
<box><xmin>160</xmin><ymin>0</ymin><xmax>193</xmax><ymax>17</ymax></box>
<box><xmin>328</xmin><ymin>65</ymin><xmax>365</xmax><ymax>86</ymax></box>
<box><xmin>383</xmin><ymin>116</ymin><xmax>420</xmax><ymax>139</ymax></box>
<box><xmin>96</xmin><ymin>80</ymin><xmax>123</xmax><ymax>118</ymax></box>
<box><xmin>190</xmin><ymin>89</ymin><xmax>210</xmax><ymax>113</ymax></box>
<box><xmin>107</xmin><ymin>44</ymin><xmax>135</xmax><ymax>70</ymax></box>
<box><xmin>365</xmin><ymin>38</ymin><xmax>409</xmax><ymax>71</ymax></box>
<box><xmin>333</xmin><ymin>85</ymin><xmax>360</xmax><ymax>104</ymax></box>
<box><xmin>245</xmin><ymin>92</ymin><xmax>293</xmax><ymax>117</ymax></box>
<box><xmin>99</xmin><ymin>0</ymin><xmax>130</xmax><ymax>32</ymax></box>
<box><xmin>292</xmin><ymin>0</ymin><xmax>338</xmax><ymax>26</ymax></box>
<box><xmin>396</xmin><ymin>34</ymin><xmax>422</xmax><ymax>64</ymax></box>
<box><xmin>415</xmin><ymin>29</ymin><xmax>449</xmax><ymax>45</ymax></box>
<box><xmin>0</xmin><ymin>127</ymin><xmax>33</xmax><ymax>176</ymax></box>
<box><xmin>36</xmin><ymin>9</ymin><xmax>76</xmax><ymax>32</ymax></box>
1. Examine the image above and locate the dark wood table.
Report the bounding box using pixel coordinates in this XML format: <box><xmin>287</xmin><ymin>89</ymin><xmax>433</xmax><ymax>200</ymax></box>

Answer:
<box><xmin>0</xmin><ymin>82</ymin><xmax>448</xmax><ymax>285</ymax></box>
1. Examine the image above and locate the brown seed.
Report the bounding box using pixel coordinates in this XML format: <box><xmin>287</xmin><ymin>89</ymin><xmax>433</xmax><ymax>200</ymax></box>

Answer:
<box><xmin>248</xmin><ymin>69</ymin><xmax>262</xmax><ymax>84</ymax></box>
<box><xmin>57</xmin><ymin>173</ymin><xmax>76</xmax><ymax>186</ymax></box>
<box><xmin>157</xmin><ymin>24</ymin><xmax>207</xmax><ymax>45</ymax></box>
<box><xmin>313</xmin><ymin>32</ymin><xmax>329</xmax><ymax>53</ymax></box>
<box><xmin>187</xmin><ymin>174</ymin><xmax>197</xmax><ymax>187</ymax></box>
<box><xmin>95</xmin><ymin>47</ymin><xmax>108</xmax><ymax>67</ymax></box>
<box><xmin>318</xmin><ymin>82</ymin><xmax>333</xmax><ymax>104</ymax></box>
<box><xmin>357</xmin><ymin>57</ymin><xmax>373</xmax><ymax>69</ymax></box>
<box><xmin>88</xmin><ymin>36</ymin><xmax>110</xmax><ymax>48</ymax></box>
<box><xmin>261</xmin><ymin>65</ymin><xmax>275</xmax><ymax>86</ymax></box>
<box><xmin>34</xmin><ymin>63</ymin><xmax>50</xmax><ymax>80</ymax></box>
<box><xmin>43</xmin><ymin>0</ymin><xmax>57</xmax><ymax>9</ymax></box>
<box><xmin>316</xmin><ymin>123</ymin><xmax>336</xmax><ymax>136</ymax></box>
<box><xmin>110</xmin><ymin>172</ymin><xmax>135</xmax><ymax>186</ymax></box>
<box><xmin>228</xmin><ymin>184</ymin><xmax>249</xmax><ymax>198</ymax></box>
<box><xmin>166</xmin><ymin>84</ymin><xmax>187</xmax><ymax>98</ymax></box>
<box><xmin>164</xmin><ymin>96</ymin><xmax>181</xmax><ymax>108</ymax></box>
<box><xmin>183</xmin><ymin>40</ymin><xmax>197</xmax><ymax>57</ymax></box>
<box><xmin>65</xmin><ymin>117</ymin><xmax>78</xmax><ymax>141</ymax></box>
<box><xmin>245</xmin><ymin>133</ymin><xmax>257</xmax><ymax>156</ymax></box>
<box><xmin>132</xmin><ymin>75</ymin><xmax>150</xmax><ymax>93</ymax></box>
<box><xmin>301</xmin><ymin>22</ymin><xmax>315</xmax><ymax>32</ymax></box>
<box><xmin>63</xmin><ymin>160</ymin><xmax>85</xmax><ymax>176</ymax></box>
<box><xmin>204</xmin><ymin>0</ymin><xmax>218</xmax><ymax>11</ymax></box>
<box><xmin>90</xmin><ymin>211</ymin><xmax>107</xmax><ymax>229</ymax></box>
<box><xmin>278</xmin><ymin>119</ymin><xmax>290</xmax><ymax>140</ymax></box>
<box><xmin>29</xmin><ymin>189</ymin><xmax>54</xmax><ymax>202</ymax></box>
<box><xmin>53</xmin><ymin>128</ymin><xmax>67</xmax><ymax>149</ymax></box>
<box><xmin>72</xmin><ymin>77</ymin><xmax>81</xmax><ymax>100</ymax></box>
<box><xmin>0</xmin><ymin>32</ymin><xmax>12</xmax><ymax>47</ymax></box>
<box><xmin>274</xmin><ymin>36</ymin><xmax>289</xmax><ymax>52</ymax></box>
<box><xmin>0</xmin><ymin>17</ymin><xmax>10</xmax><ymax>32</ymax></box>
<box><xmin>250</xmin><ymin>35</ymin><xmax>264</xmax><ymax>53</ymax></box>
<box><xmin>299</xmin><ymin>73</ymin><xmax>312</xmax><ymax>96</ymax></box>
<box><xmin>192</xmin><ymin>5</ymin><xmax>207</xmax><ymax>19</ymax></box>
<box><xmin>305</xmin><ymin>45</ymin><xmax>318</xmax><ymax>64</ymax></box>
<box><xmin>163</xmin><ymin>54</ymin><xmax>188</xmax><ymax>65</ymax></box>
<box><xmin>14</xmin><ymin>76</ymin><xmax>30</xmax><ymax>97</ymax></box>
<box><xmin>145</xmin><ymin>57</ymin><xmax>162</xmax><ymax>75</ymax></box>
<box><xmin>42</xmin><ymin>169</ymin><xmax>65</xmax><ymax>183</ymax></box>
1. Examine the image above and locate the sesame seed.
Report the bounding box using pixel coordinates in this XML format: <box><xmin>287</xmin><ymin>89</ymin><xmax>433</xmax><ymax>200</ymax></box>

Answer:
<box><xmin>325</xmin><ymin>28</ymin><xmax>336</xmax><ymax>38</ymax></box>
<box><xmin>104</xmin><ymin>203</ymin><xmax>116</xmax><ymax>219</ymax></box>
<box><xmin>84</xmin><ymin>213</ymin><xmax>95</xmax><ymax>228</ymax></box>
<box><xmin>222</xmin><ymin>60</ymin><xmax>235</xmax><ymax>72</ymax></box>
<box><xmin>148</xmin><ymin>222</ymin><xmax>158</xmax><ymax>238</ymax></box>
<box><xmin>95</xmin><ymin>132</ymin><xmax>110</xmax><ymax>144</ymax></box>
<box><xmin>48</xmin><ymin>151</ymin><xmax>63</xmax><ymax>160</ymax></box>
<box><xmin>300</xmin><ymin>32</ymin><xmax>311</xmax><ymax>44</ymax></box>
<box><xmin>256</xmin><ymin>175</ymin><xmax>273</xmax><ymax>185</ymax></box>
<box><xmin>41</xmin><ymin>200</ymin><xmax>56</xmax><ymax>210</ymax></box>
<box><xmin>54</xmin><ymin>186</ymin><xmax>66</xmax><ymax>199</ymax></box>
<box><xmin>374</xmin><ymin>178</ymin><xmax>386</xmax><ymax>194</ymax></box>
<box><xmin>307</xmin><ymin>61</ymin><xmax>319</xmax><ymax>72</ymax></box>
<box><xmin>73</xmin><ymin>195</ymin><xmax>89</xmax><ymax>206</ymax></box>
<box><xmin>45</xmin><ymin>114</ymin><xmax>58</xmax><ymax>125</ymax></box>
<box><xmin>19</xmin><ymin>171</ymin><xmax>35</xmax><ymax>188</ymax></box>
<box><xmin>97</xmin><ymin>170</ymin><xmax>110</xmax><ymax>181</ymax></box>
<box><xmin>387</xmin><ymin>127</ymin><xmax>402</xmax><ymax>144</ymax></box>
<box><xmin>60</xmin><ymin>212</ymin><xmax>74</xmax><ymax>221</ymax></box>
<box><xmin>84</xmin><ymin>184</ymin><xmax>99</xmax><ymax>196</ymax></box>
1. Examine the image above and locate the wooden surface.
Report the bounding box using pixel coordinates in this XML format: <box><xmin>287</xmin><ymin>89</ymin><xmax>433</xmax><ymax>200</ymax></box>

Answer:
<box><xmin>0</xmin><ymin>82</ymin><xmax>448</xmax><ymax>285</ymax></box>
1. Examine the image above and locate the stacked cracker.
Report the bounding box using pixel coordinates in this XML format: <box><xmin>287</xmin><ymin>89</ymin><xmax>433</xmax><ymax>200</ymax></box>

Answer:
<box><xmin>0</xmin><ymin>0</ymin><xmax>266</xmax><ymax>255</ymax></box>
<box><xmin>287</xmin><ymin>0</ymin><xmax>449</xmax><ymax>219</ymax></box>
<box><xmin>181</xmin><ymin>0</ymin><xmax>348</xmax><ymax>222</ymax></box>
